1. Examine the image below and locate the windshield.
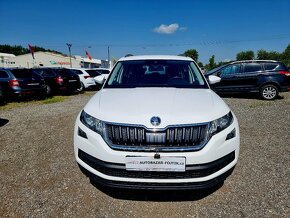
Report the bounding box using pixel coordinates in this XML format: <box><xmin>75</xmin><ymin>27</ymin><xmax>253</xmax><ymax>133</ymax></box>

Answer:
<box><xmin>105</xmin><ymin>60</ymin><xmax>208</xmax><ymax>88</ymax></box>
<box><xmin>206</xmin><ymin>65</ymin><xmax>225</xmax><ymax>75</ymax></box>
<box><xmin>85</xmin><ymin>69</ymin><xmax>110</xmax><ymax>77</ymax></box>
<box><xmin>11</xmin><ymin>69</ymin><xmax>42</xmax><ymax>79</ymax></box>
<box><xmin>97</xmin><ymin>69</ymin><xmax>110</xmax><ymax>74</ymax></box>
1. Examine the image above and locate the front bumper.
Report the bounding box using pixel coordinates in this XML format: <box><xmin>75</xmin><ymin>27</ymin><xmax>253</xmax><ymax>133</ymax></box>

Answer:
<box><xmin>79</xmin><ymin>163</ymin><xmax>235</xmax><ymax>190</ymax></box>
<box><xmin>74</xmin><ymin>113</ymin><xmax>240</xmax><ymax>189</ymax></box>
<box><xmin>16</xmin><ymin>87</ymin><xmax>47</xmax><ymax>96</ymax></box>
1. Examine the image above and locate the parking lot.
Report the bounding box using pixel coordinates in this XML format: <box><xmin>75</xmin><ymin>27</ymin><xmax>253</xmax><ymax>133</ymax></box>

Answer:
<box><xmin>0</xmin><ymin>92</ymin><xmax>289</xmax><ymax>217</ymax></box>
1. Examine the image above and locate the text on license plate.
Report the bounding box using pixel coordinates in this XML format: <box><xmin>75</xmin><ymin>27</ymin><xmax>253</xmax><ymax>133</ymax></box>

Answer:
<box><xmin>126</xmin><ymin>156</ymin><xmax>186</xmax><ymax>172</ymax></box>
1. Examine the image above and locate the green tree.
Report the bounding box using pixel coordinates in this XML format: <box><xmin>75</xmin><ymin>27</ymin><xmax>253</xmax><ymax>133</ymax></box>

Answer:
<box><xmin>268</xmin><ymin>51</ymin><xmax>281</xmax><ymax>61</ymax></box>
<box><xmin>281</xmin><ymin>44</ymin><xmax>290</xmax><ymax>65</ymax></box>
<box><xmin>198</xmin><ymin>61</ymin><xmax>204</xmax><ymax>67</ymax></box>
<box><xmin>0</xmin><ymin>44</ymin><xmax>63</xmax><ymax>56</ymax></box>
<box><xmin>0</xmin><ymin>44</ymin><xmax>29</xmax><ymax>55</ymax></box>
<box><xmin>208</xmin><ymin>55</ymin><xmax>217</xmax><ymax>70</ymax></box>
<box><xmin>257</xmin><ymin>49</ymin><xmax>282</xmax><ymax>61</ymax></box>
<box><xmin>236</xmin><ymin>50</ymin><xmax>255</xmax><ymax>61</ymax></box>
<box><xmin>257</xmin><ymin>49</ymin><xmax>268</xmax><ymax>60</ymax></box>
<box><xmin>183</xmin><ymin>49</ymin><xmax>199</xmax><ymax>62</ymax></box>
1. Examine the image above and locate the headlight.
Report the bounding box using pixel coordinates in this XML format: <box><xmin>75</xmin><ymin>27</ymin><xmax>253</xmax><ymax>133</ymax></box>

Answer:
<box><xmin>80</xmin><ymin>110</ymin><xmax>105</xmax><ymax>135</ymax></box>
<box><xmin>208</xmin><ymin>111</ymin><xmax>233</xmax><ymax>137</ymax></box>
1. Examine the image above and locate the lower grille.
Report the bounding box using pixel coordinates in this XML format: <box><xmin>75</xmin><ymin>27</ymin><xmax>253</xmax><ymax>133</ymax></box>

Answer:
<box><xmin>78</xmin><ymin>149</ymin><xmax>235</xmax><ymax>179</ymax></box>
<box><xmin>105</xmin><ymin>123</ymin><xmax>209</xmax><ymax>151</ymax></box>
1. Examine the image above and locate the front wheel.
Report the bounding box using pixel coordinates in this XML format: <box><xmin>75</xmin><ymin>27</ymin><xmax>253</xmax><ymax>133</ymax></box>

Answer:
<box><xmin>46</xmin><ymin>85</ymin><xmax>52</xmax><ymax>96</ymax></box>
<box><xmin>78</xmin><ymin>82</ymin><xmax>85</xmax><ymax>93</ymax></box>
<box><xmin>260</xmin><ymin>84</ymin><xmax>278</xmax><ymax>100</ymax></box>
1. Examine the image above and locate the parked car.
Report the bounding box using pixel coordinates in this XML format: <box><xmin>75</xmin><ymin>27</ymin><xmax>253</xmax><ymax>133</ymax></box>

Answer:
<box><xmin>33</xmin><ymin>68</ymin><xmax>65</xmax><ymax>95</ymax></box>
<box><xmin>206</xmin><ymin>60</ymin><xmax>290</xmax><ymax>100</ymax></box>
<box><xmin>69</xmin><ymin>68</ymin><xmax>96</xmax><ymax>91</ymax></box>
<box><xmin>85</xmin><ymin>68</ymin><xmax>111</xmax><ymax>89</ymax></box>
<box><xmin>74</xmin><ymin>55</ymin><xmax>240</xmax><ymax>190</ymax></box>
<box><xmin>33</xmin><ymin>68</ymin><xmax>63</xmax><ymax>95</ymax></box>
<box><xmin>0</xmin><ymin>85</ymin><xmax>4</xmax><ymax>105</ymax></box>
<box><xmin>0</xmin><ymin>68</ymin><xmax>21</xmax><ymax>101</ymax></box>
<box><xmin>50</xmin><ymin>68</ymin><xmax>82</xmax><ymax>94</ymax></box>
<box><xmin>0</xmin><ymin>68</ymin><xmax>47</xmax><ymax>100</ymax></box>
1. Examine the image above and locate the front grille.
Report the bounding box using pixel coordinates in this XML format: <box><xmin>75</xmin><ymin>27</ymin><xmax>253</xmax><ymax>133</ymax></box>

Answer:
<box><xmin>105</xmin><ymin>123</ymin><xmax>209</xmax><ymax>151</ymax></box>
<box><xmin>78</xmin><ymin>149</ymin><xmax>235</xmax><ymax>179</ymax></box>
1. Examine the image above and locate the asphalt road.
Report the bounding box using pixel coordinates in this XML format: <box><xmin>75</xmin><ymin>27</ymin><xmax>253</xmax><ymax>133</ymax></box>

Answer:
<box><xmin>0</xmin><ymin>92</ymin><xmax>289</xmax><ymax>217</ymax></box>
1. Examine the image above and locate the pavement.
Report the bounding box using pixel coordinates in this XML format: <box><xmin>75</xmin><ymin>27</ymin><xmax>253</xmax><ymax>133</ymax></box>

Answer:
<box><xmin>0</xmin><ymin>92</ymin><xmax>289</xmax><ymax>217</ymax></box>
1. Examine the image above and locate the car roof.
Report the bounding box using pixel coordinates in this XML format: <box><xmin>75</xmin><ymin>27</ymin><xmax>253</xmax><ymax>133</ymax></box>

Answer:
<box><xmin>230</xmin><ymin>60</ymin><xmax>280</xmax><ymax>64</ymax></box>
<box><xmin>66</xmin><ymin>68</ymin><xmax>86</xmax><ymax>71</ymax></box>
<box><xmin>84</xmin><ymin>68</ymin><xmax>110</xmax><ymax>70</ymax></box>
<box><xmin>118</xmin><ymin>55</ymin><xmax>193</xmax><ymax>61</ymax></box>
<box><xmin>206</xmin><ymin>60</ymin><xmax>284</xmax><ymax>75</ymax></box>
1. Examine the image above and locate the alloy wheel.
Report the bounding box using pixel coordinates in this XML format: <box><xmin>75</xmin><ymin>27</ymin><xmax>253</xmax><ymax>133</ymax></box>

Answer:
<box><xmin>262</xmin><ymin>86</ymin><xmax>277</xmax><ymax>100</ymax></box>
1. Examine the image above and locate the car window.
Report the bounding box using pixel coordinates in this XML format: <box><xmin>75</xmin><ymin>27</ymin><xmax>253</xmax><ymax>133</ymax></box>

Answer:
<box><xmin>105</xmin><ymin>60</ymin><xmax>207</xmax><ymax>88</ymax></box>
<box><xmin>264</xmin><ymin>63</ymin><xmax>286</xmax><ymax>71</ymax></box>
<box><xmin>0</xmin><ymin>70</ymin><xmax>9</xmax><ymax>78</ymax></box>
<box><xmin>58</xmin><ymin>69</ymin><xmax>70</xmax><ymax>77</ymax></box>
<box><xmin>244</xmin><ymin>63</ymin><xmax>262</xmax><ymax>73</ymax></box>
<box><xmin>264</xmin><ymin>63</ymin><xmax>279</xmax><ymax>71</ymax></box>
<box><xmin>206</xmin><ymin>65</ymin><xmax>224</xmax><ymax>75</ymax></box>
<box><xmin>85</xmin><ymin>69</ymin><xmax>101</xmax><ymax>77</ymax></box>
<box><xmin>67</xmin><ymin>70</ymin><xmax>78</xmax><ymax>77</ymax></box>
<box><xmin>220</xmin><ymin>64</ymin><xmax>241</xmax><ymax>76</ymax></box>
<box><xmin>43</xmin><ymin>69</ymin><xmax>56</xmax><ymax>77</ymax></box>
<box><xmin>71</xmin><ymin>70</ymin><xmax>83</xmax><ymax>75</ymax></box>
<box><xmin>33</xmin><ymin>69</ymin><xmax>43</xmax><ymax>75</ymax></box>
<box><xmin>97</xmin><ymin>69</ymin><xmax>110</xmax><ymax>74</ymax></box>
<box><xmin>11</xmin><ymin>69</ymin><xmax>34</xmax><ymax>78</ymax></box>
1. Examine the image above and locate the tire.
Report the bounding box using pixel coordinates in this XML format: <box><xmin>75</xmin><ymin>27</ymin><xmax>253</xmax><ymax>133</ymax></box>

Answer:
<box><xmin>46</xmin><ymin>85</ymin><xmax>52</xmax><ymax>96</ymax></box>
<box><xmin>0</xmin><ymin>96</ymin><xmax>5</xmax><ymax>106</ymax></box>
<box><xmin>78</xmin><ymin>82</ymin><xmax>85</xmax><ymax>93</ymax></box>
<box><xmin>260</xmin><ymin>84</ymin><xmax>278</xmax><ymax>100</ymax></box>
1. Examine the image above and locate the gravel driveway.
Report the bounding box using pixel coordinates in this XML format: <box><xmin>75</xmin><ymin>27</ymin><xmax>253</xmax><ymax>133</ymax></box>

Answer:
<box><xmin>1</xmin><ymin>92</ymin><xmax>289</xmax><ymax>217</ymax></box>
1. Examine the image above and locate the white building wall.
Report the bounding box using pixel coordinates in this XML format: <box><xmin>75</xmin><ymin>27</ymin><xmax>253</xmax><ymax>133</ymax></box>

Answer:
<box><xmin>0</xmin><ymin>53</ymin><xmax>16</xmax><ymax>67</ymax></box>
<box><xmin>8</xmin><ymin>52</ymin><xmax>101</xmax><ymax>68</ymax></box>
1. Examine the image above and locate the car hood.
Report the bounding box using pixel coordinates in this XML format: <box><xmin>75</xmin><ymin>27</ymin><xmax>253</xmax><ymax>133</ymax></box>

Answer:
<box><xmin>84</xmin><ymin>88</ymin><xmax>230</xmax><ymax>128</ymax></box>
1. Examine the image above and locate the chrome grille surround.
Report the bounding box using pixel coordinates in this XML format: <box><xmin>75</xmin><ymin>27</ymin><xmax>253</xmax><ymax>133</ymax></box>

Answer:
<box><xmin>103</xmin><ymin>122</ymin><xmax>210</xmax><ymax>152</ymax></box>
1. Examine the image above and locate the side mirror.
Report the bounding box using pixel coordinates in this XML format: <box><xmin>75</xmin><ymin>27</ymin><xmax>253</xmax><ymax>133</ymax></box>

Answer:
<box><xmin>208</xmin><ymin>75</ymin><xmax>221</xmax><ymax>85</ymax></box>
<box><xmin>94</xmin><ymin>74</ymin><xmax>106</xmax><ymax>84</ymax></box>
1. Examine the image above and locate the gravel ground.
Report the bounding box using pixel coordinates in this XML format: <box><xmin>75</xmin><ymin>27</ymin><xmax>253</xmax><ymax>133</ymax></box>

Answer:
<box><xmin>0</xmin><ymin>91</ymin><xmax>289</xmax><ymax>218</ymax></box>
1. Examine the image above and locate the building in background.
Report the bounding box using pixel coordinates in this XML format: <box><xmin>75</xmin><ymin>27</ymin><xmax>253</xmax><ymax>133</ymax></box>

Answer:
<box><xmin>0</xmin><ymin>53</ymin><xmax>16</xmax><ymax>67</ymax></box>
<box><xmin>6</xmin><ymin>51</ymin><xmax>102</xmax><ymax>68</ymax></box>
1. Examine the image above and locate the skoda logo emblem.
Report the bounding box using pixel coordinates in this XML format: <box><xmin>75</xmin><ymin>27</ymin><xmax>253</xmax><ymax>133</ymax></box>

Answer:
<box><xmin>151</xmin><ymin>116</ymin><xmax>161</xmax><ymax>126</ymax></box>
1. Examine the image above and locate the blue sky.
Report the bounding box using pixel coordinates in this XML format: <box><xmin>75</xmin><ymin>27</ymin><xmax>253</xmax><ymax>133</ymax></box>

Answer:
<box><xmin>0</xmin><ymin>0</ymin><xmax>290</xmax><ymax>63</ymax></box>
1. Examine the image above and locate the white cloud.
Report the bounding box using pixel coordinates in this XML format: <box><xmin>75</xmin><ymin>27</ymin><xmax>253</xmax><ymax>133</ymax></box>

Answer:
<box><xmin>179</xmin><ymin>27</ymin><xmax>187</xmax><ymax>31</ymax></box>
<box><xmin>153</xmin><ymin>23</ymin><xmax>182</xmax><ymax>34</ymax></box>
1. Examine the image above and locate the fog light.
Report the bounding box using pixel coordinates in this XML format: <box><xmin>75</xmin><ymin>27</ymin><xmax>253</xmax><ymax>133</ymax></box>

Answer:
<box><xmin>226</xmin><ymin>128</ymin><xmax>236</xmax><ymax>140</ymax></box>
<box><xmin>78</xmin><ymin>127</ymin><xmax>88</xmax><ymax>139</ymax></box>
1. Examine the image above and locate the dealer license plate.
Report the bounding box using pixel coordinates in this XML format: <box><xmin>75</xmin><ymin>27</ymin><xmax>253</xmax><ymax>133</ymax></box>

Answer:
<box><xmin>126</xmin><ymin>156</ymin><xmax>186</xmax><ymax>172</ymax></box>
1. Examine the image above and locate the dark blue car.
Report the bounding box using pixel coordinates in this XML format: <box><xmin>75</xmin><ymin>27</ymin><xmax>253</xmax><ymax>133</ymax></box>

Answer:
<box><xmin>206</xmin><ymin>60</ymin><xmax>290</xmax><ymax>100</ymax></box>
<box><xmin>0</xmin><ymin>68</ymin><xmax>47</xmax><ymax>101</ymax></box>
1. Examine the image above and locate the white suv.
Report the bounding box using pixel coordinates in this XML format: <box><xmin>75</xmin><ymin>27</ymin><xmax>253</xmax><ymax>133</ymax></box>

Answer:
<box><xmin>74</xmin><ymin>55</ymin><xmax>240</xmax><ymax>190</ymax></box>
<box><xmin>69</xmin><ymin>68</ymin><xmax>96</xmax><ymax>91</ymax></box>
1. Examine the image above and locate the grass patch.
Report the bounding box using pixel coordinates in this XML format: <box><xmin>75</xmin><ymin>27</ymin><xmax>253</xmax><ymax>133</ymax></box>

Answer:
<box><xmin>41</xmin><ymin>96</ymin><xmax>68</xmax><ymax>104</ymax></box>
<box><xmin>82</xmin><ymin>90</ymin><xmax>97</xmax><ymax>96</ymax></box>
<box><xmin>0</xmin><ymin>95</ymin><xmax>69</xmax><ymax>110</ymax></box>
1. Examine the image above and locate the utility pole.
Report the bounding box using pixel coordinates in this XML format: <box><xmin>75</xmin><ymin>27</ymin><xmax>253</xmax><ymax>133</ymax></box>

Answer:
<box><xmin>66</xmin><ymin>43</ymin><xmax>72</xmax><ymax>68</ymax></box>
<box><xmin>107</xmin><ymin>45</ymin><xmax>110</xmax><ymax>68</ymax></box>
